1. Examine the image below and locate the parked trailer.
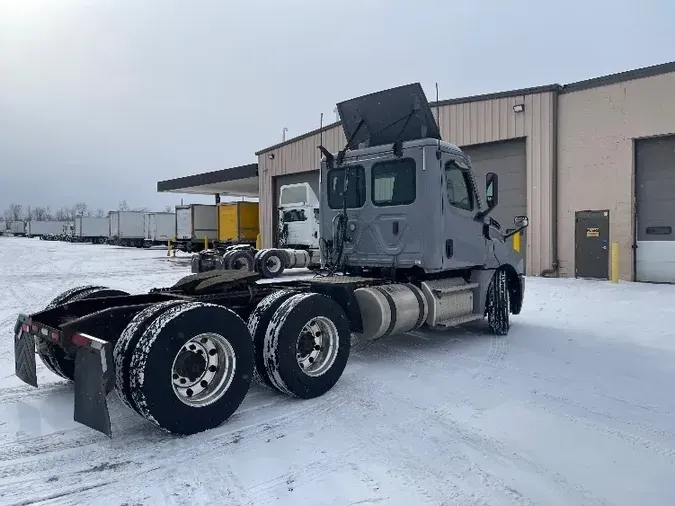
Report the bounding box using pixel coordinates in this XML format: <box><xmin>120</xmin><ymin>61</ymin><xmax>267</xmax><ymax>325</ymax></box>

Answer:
<box><xmin>9</xmin><ymin>221</ymin><xmax>26</xmax><ymax>236</ymax></box>
<box><xmin>11</xmin><ymin>83</ymin><xmax>528</xmax><ymax>439</ymax></box>
<box><xmin>108</xmin><ymin>211</ymin><xmax>146</xmax><ymax>247</ymax></box>
<box><xmin>175</xmin><ymin>204</ymin><xmax>218</xmax><ymax>252</ymax></box>
<box><xmin>144</xmin><ymin>212</ymin><xmax>176</xmax><ymax>246</ymax></box>
<box><xmin>72</xmin><ymin>217</ymin><xmax>109</xmax><ymax>244</ymax></box>
<box><xmin>25</xmin><ymin>220</ymin><xmax>68</xmax><ymax>239</ymax></box>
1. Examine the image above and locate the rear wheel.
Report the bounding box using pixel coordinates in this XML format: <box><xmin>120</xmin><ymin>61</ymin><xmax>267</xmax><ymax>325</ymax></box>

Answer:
<box><xmin>258</xmin><ymin>249</ymin><xmax>286</xmax><ymax>279</ymax></box>
<box><xmin>227</xmin><ymin>250</ymin><xmax>254</xmax><ymax>271</ymax></box>
<box><xmin>39</xmin><ymin>285</ymin><xmax>130</xmax><ymax>381</ymax></box>
<box><xmin>263</xmin><ymin>293</ymin><xmax>350</xmax><ymax>398</ymax></box>
<box><xmin>114</xmin><ymin>300</ymin><xmax>189</xmax><ymax>413</ymax></box>
<box><xmin>486</xmin><ymin>269</ymin><xmax>510</xmax><ymax>336</ymax></box>
<box><xmin>247</xmin><ymin>289</ymin><xmax>298</xmax><ymax>388</ymax></box>
<box><xmin>127</xmin><ymin>302</ymin><xmax>254</xmax><ymax>435</ymax></box>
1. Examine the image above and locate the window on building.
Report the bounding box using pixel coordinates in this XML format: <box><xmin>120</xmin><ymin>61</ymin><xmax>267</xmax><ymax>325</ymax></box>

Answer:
<box><xmin>445</xmin><ymin>160</ymin><xmax>474</xmax><ymax>211</ymax></box>
<box><xmin>327</xmin><ymin>165</ymin><xmax>366</xmax><ymax>209</ymax></box>
<box><xmin>371</xmin><ymin>158</ymin><xmax>416</xmax><ymax>206</ymax></box>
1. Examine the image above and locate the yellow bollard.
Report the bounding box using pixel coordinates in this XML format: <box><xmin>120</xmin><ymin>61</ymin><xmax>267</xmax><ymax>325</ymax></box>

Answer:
<box><xmin>610</xmin><ymin>241</ymin><xmax>619</xmax><ymax>283</ymax></box>
<box><xmin>167</xmin><ymin>239</ymin><xmax>172</xmax><ymax>257</ymax></box>
<box><xmin>204</xmin><ymin>236</ymin><xmax>208</xmax><ymax>250</ymax></box>
<box><xmin>512</xmin><ymin>231</ymin><xmax>521</xmax><ymax>253</ymax></box>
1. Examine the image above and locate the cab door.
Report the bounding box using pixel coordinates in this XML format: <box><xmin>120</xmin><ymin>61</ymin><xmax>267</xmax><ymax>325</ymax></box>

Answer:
<box><xmin>442</xmin><ymin>156</ymin><xmax>486</xmax><ymax>269</ymax></box>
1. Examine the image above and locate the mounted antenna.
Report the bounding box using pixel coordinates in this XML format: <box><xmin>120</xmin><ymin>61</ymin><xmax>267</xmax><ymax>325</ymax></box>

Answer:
<box><xmin>435</xmin><ymin>83</ymin><xmax>442</xmax><ymax>160</ymax></box>
<box><xmin>317</xmin><ymin>111</ymin><xmax>334</xmax><ymax>169</ymax></box>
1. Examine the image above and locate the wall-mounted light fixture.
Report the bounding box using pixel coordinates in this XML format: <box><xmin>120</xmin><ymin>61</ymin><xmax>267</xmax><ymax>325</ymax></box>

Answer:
<box><xmin>268</xmin><ymin>153</ymin><xmax>275</xmax><ymax>160</ymax></box>
<box><xmin>513</xmin><ymin>104</ymin><xmax>525</xmax><ymax>113</ymax></box>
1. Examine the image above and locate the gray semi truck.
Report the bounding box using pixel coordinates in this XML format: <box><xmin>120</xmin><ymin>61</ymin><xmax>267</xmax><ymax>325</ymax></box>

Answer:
<box><xmin>11</xmin><ymin>83</ymin><xmax>528</xmax><ymax>438</ymax></box>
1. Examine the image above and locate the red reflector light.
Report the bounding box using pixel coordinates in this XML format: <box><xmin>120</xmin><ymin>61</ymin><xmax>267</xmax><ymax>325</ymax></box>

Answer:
<box><xmin>50</xmin><ymin>331</ymin><xmax>60</xmax><ymax>341</ymax></box>
<box><xmin>71</xmin><ymin>333</ymin><xmax>89</xmax><ymax>347</ymax></box>
<box><xmin>22</xmin><ymin>324</ymin><xmax>29</xmax><ymax>332</ymax></box>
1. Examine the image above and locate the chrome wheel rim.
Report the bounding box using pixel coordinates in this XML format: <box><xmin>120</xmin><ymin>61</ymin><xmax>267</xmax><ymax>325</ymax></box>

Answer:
<box><xmin>267</xmin><ymin>255</ymin><xmax>282</xmax><ymax>274</ymax></box>
<box><xmin>171</xmin><ymin>332</ymin><xmax>237</xmax><ymax>407</ymax></box>
<box><xmin>296</xmin><ymin>316</ymin><xmax>339</xmax><ymax>377</ymax></box>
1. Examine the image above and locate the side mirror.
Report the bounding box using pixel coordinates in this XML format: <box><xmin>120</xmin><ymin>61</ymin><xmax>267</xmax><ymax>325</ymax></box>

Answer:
<box><xmin>486</xmin><ymin>172</ymin><xmax>499</xmax><ymax>209</ymax></box>
<box><xmin>514</xmin><ymin>215</ymin><xmax>529</xmax><ymax>228</ymax></box>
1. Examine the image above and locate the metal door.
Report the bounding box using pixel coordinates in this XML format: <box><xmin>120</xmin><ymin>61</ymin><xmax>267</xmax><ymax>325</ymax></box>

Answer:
<box><xmin>442</xmin><ymin>155</ymin><xmax>486</xmax><ymax>269</ymax></box>
<box><xmin>575</xmin><ymin>210</ymin><xmax>610</xmax><ymax>279</ymax></box>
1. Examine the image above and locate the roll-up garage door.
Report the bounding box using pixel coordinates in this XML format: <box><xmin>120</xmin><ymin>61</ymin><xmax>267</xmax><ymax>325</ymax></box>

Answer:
<box><xmin>462</xmin><ymin>139</ymin><xmax>527</xmax><ymax>266</ymax></box>
<box><xmin>635</xmin><ymin>135</ymin><xmax>675</xmax><ymax>283</ymax></box>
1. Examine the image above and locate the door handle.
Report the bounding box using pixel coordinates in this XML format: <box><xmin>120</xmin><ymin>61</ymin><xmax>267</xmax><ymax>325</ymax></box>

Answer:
<box><xmin>392</xmin><ymin>221</ymin><xmax>399</xmax><ymax>235</ymax></box>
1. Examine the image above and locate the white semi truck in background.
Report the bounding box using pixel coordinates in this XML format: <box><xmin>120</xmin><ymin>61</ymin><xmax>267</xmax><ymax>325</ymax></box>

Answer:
<box><xmin>192</xmin><ymin>182</ymin><xmax>322</xmax><ymax>278</ymax></box>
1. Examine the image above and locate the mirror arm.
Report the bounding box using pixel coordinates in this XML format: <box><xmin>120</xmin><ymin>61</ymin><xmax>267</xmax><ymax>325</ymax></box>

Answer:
<box><xmin>503</xmin><ymin>222</ymin><xmax>530</xmax><ymax>239</ymax></box>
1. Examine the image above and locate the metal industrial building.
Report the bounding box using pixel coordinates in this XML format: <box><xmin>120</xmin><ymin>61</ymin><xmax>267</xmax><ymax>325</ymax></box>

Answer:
<box><xmin>159</xmin><ymin>61</ymin><xmax>675</xmax><ymax>282</ymax></box>
<box><xmin>252</xmin><ymin>61</ymin><xmax>675</xmax><ymax>282</ymax></box>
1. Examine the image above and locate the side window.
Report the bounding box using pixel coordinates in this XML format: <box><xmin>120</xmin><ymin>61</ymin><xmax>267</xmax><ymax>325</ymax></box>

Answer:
<box><xmin>445</xmin><ymin>161</ymin><xmax>473</xmax><ymax>211</ymax></box>
<box><xmin>327</xmin><ymin>166</ymin><xmax>366</xmax><ymax>209</ymax></box>
<box><xmin>372</xmin><ymin>158</ymin><xmax>416</xmax><ymax>207</ymax></box>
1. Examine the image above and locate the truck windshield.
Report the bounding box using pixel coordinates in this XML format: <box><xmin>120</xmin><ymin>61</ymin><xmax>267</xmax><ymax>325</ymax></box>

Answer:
<box><xmin>282</xmin><ymin>209</ymin><xmax>307</xmax><ymax>222</ymax></box>
<box><xmin>327</xmin><ymin>165</ymin><xmax>366</xmax><ymax>209</ymax></box>
<box><xmin>280</xmin><ymin>186</ymin><xmax>308</xmax><ymax>205</ymax></box>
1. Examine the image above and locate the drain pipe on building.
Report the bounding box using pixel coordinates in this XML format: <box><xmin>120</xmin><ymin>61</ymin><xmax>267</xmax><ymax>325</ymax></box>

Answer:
<box><xmin>541</xmin><ymin>87</ymin><xmax>561</xmax><ymax>278</ymax></box>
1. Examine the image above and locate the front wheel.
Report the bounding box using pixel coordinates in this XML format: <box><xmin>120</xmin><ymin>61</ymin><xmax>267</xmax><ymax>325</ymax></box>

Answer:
<box><xmin>127</xmin><ymin>302</ymin><xmax>254</xmax><ymax>435</ymax></box>
<box><xmin>486</xmin><ymin>269</ymin><xmax>510</xmax><ymax>336</ymax></box>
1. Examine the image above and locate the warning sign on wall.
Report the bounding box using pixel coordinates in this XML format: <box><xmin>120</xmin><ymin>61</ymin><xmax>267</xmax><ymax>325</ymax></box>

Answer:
<box><xmin>586</xmin><ymin>227</ymin><xmax>600</xmax><ymax>237</ymax></box>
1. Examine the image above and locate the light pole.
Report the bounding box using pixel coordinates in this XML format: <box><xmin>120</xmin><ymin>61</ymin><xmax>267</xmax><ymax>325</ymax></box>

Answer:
<box><xmin>282</xmin><ymin>127</ymin><xmax>288</xmax><ymax>142</ymax></box>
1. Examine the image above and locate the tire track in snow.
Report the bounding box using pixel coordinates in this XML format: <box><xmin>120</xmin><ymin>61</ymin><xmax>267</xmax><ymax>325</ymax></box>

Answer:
<box><xmin>0</xmin><ymin>392</ymin><xmax>351</xmax><ymax>504</ymax></box>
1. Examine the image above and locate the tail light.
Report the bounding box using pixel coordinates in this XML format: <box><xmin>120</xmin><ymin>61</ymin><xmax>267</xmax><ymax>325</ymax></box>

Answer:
<box><xmin>71</xmin><ymin>333</ymin><xmax>89</xmax><ymax>347</ymax></box>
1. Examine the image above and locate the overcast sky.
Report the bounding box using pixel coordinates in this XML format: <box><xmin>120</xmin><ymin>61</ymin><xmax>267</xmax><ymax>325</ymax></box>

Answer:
<box><xmin>1</xmin><ymin>0</ymin><xmax>673</xmax><ymax>215</ymax></box>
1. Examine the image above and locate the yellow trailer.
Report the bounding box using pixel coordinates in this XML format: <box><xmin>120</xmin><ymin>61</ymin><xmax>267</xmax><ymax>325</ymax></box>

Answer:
<box><xmin>217</xmin><ymin>201</ymin><xmax>259</xmax><ymax>244</ymax></box>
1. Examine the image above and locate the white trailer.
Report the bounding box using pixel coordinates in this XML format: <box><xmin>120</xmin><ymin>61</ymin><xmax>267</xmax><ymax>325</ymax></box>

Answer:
<box><xmin>108</xmin><ymin>211</ymin><xmax>146</xmax><ymax>247</ymax></box>
<box><xmin>9</xmin><ymin>221</ymin><xmax>26</xmax><ymax>236</ymax></box>
<box><xmin>73</xmin><ymin>217</ymin><xmax>109</xmax><ymax>244</ymax></box>
<box><xmin>26</xmin><ymin>221</ymin><xmax>63</xmax><ymax>238</ymax></box>
<box><xmin>175</xmin><ymin>204</ymin><xmax>218</xmax><ymax>252</ymax></box>
<box><xmin>144</xmin><ymin>212</ymin><xmax>176</xmax><ymax>246</ymax></box>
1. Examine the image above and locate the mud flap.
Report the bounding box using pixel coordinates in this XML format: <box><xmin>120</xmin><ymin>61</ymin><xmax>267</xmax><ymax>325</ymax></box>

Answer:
<box><xmin>14</xmin><ymin>315</ymin><xmax>37</xmax><ymax>388</ymax></box>
<box><xmin>73</xmin><ymin>336</ymin><xmax>115</xmax><ymax>437</ymax></box>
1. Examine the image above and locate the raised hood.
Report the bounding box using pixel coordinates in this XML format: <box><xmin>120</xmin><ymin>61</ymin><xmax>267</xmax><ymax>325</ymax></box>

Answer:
<box><xmin>335</xmin><ymin>82</ymin><xmax>441</xmax><ymax>150</ymax></box>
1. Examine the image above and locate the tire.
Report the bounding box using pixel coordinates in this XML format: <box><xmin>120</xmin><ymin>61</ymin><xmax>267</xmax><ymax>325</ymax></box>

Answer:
<box><xmin>253</xmin><ymin>248</ymin><xmax>267</xmax><ymax>273</ymax></box>
<box><xmin>114</xmin><ymin>300</ymin><xmax>189</xmax><ymax>413</ymax></box>
<box><xmin>259</xmin><ymin>249</ymin><xmax>286</xmax><ymax>279</ymax></box>
<box><xmin>39</xmin><ymin>285</ymin><xmax>130</xmax><ymax>380</ymax></box>
<box><xmin>221</xmin><ymin>250</ymin><xmax>236</xmax><ymax>269</ymax></box>
<box><xmin>264</xmin><ymin>292</ymin><xmax>350</xmax><ymax>399</ymax></box>
<box><xmin>247</xmin><ymin>290</ymin><xmax>297</xmax><ymax>388</ymax></box>
<box><xmin>127</xmin><ymin>302</ymin><xmax>254</xmax><ymax>435</ymax></box>
<box><xmin>486</xmin><ymin>268</ymin><xmax>510</xmax><ymax>336</ymax></box>
<box><xmin>227</xmin><ymin>250</ymin><xmax>254</xmax><ymax>271</ymax></box>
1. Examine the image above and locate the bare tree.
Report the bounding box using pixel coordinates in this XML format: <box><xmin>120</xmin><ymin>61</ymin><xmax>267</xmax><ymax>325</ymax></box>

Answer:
<box><xmin>32</xmin><ymin>206</ymin><xmax>50</xmax><ymax>221</ymax></box>
<box><xmin>25</xmin><ymin>205</ymin><xmax>32</xmax><ymax>221</ymax></box>
<box><xmin>95</xmin><ymin>208</ymin><xmax>106</xmax><ymax>218</ymax></box>
<box><xmin>132</xmin><ymin>206</ymin><xmax>149</xmax><ymax>212</ymax></box>
<box><xmin>164</xmin><ymin>205</ymin><xmax>174</xmax><ymax>213</ymax></box>
<box><xmin>118</xmin><ymin>200</ymin><xmax>130</xmax><ymax>211</ymax></box>
<box><xmin>5</xmin><ymin>204</ymin><xmax>22</xmax><ymax>221</ymax></box>
<box><xmin>73</xmin><ymin>202</ymin><xmax>88</xmax><ymax>217</ymax></box>
<box><xmin>54</xmin><ymin>207</ymin><xmax>74</xmax><ymax>221</ymax></box>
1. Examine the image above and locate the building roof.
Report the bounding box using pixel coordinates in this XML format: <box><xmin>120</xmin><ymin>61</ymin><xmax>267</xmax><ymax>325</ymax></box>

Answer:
<box><xmin>256</xmin><ymin>60</ymin><xmax>675</xmax><ymax>155</ymax></box>
<box><xmin>156</xmin><ymin>163</ymin><xmax>259</xmax><ymax>197</ymax></box>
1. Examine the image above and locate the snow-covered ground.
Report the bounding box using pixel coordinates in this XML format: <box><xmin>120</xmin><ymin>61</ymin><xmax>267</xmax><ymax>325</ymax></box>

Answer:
<box><xmin>1</xmin><ymin>236</ymin><xmax>675</xmax><ymax>506</ymax></box>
